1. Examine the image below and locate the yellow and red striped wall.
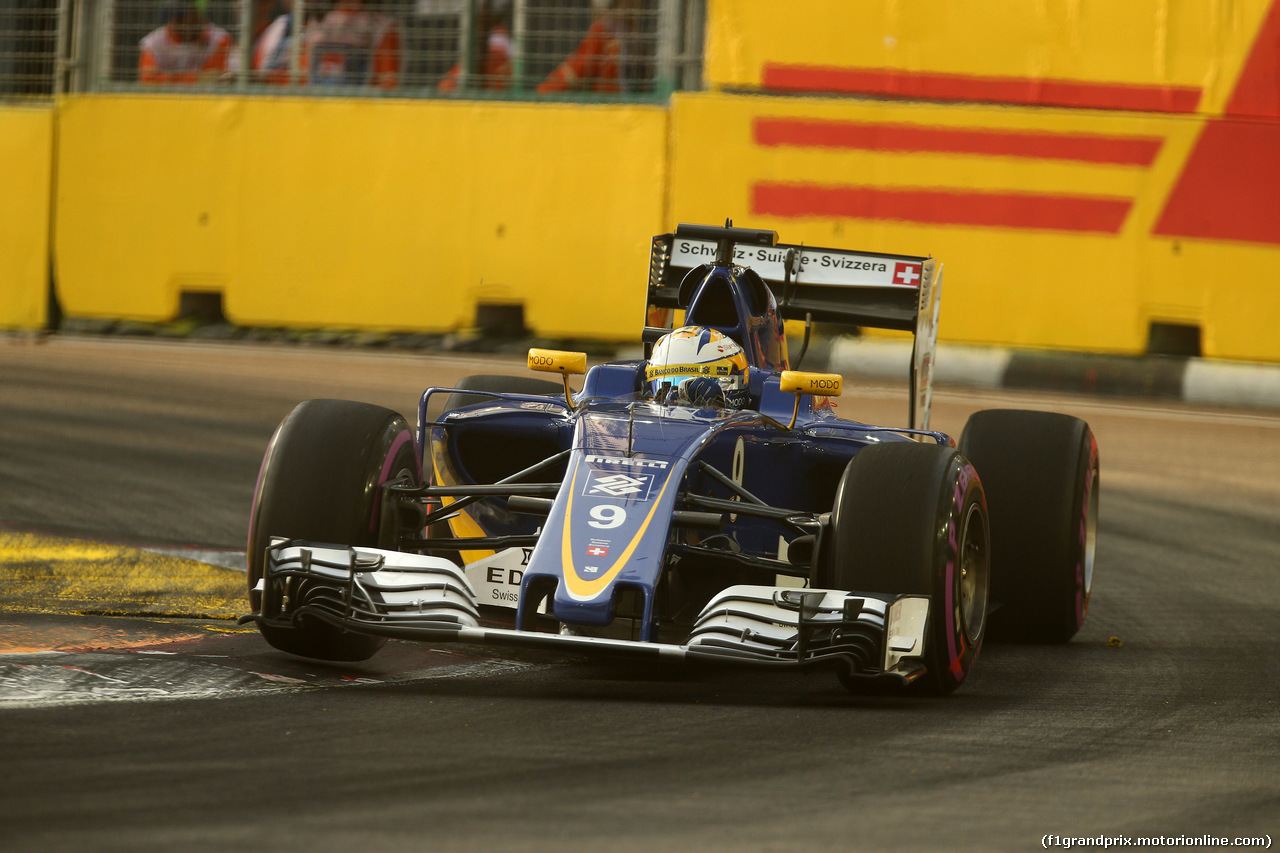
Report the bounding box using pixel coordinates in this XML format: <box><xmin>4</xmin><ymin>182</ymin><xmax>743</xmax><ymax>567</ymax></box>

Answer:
<box><xmin>687</xmin><ymin>0</ymin><xmax>1280</xmax><ymax>360</ymax></box>
<box><xmin>706</xmin><ymin>0</ymin><xmax>1274</xmax><ymax>118</ymax></box>
<box><xmin>2</xmin><ymin>0</ymin><xmax>1278</xmax><ymax>361</ymax></box>
<box><xmin>704</xmin><ymin>0</ymin><xmax>1280</xmax><ymax>245</ymax></box>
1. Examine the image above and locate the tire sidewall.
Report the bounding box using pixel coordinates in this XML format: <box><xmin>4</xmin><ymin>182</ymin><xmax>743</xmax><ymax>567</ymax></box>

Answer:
<box><xmin>924</xmin><ymin>453</ymin><xmax>987</xmax><ymax>695</ymax></box>
<box><xmin>1069</xmin><ymin>429</ymin><xmax>1100</xmax><ymax>633</ymax></box>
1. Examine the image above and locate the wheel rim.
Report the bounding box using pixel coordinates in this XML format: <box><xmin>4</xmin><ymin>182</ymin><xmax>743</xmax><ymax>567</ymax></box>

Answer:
<box><xmin>375</xmin><ymin>460</ymin><xmax>421</xmax><ymax>548</ymax></box>
<box><xmin>958</xmin><ymin>501</ymin><xmax>990</xmax><ymax>644</ymax></box>
<box><xmin>1083</xmin><ymin>468</ymin><xmax>1099</xmax><ymax>595</ymax></box>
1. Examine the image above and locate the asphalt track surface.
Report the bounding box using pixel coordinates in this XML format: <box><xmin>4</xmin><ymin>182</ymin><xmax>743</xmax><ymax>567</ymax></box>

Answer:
<box><xmin>1</xmin><ymin>336</ymin><xmax>1277</xmax><ymax>852</ymax></box>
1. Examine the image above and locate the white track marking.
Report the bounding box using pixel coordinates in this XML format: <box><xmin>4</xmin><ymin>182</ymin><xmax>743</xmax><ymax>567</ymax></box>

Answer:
<box><xmin>0</xmin><ymin>651</ymin><xmax>532</xmax><ymax>709</ymax></box>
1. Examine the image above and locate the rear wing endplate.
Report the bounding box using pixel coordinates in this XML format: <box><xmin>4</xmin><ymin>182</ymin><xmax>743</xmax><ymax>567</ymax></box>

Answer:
<box><xmin>645</xmin><ymin>225</ymin><xmax>943</xmax><ymax>430</ymax></box>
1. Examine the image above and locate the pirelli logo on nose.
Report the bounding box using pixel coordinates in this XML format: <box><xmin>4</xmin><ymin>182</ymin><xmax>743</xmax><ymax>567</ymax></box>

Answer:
<box><xmin>779</xmin><ymin>371</ymin><xmax>843</xmax><ymax>397</ymax></box>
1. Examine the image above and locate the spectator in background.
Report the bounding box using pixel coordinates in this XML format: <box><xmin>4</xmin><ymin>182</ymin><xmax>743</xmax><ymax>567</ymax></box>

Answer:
<box><xmin>536</xmin><ymin>0</ymin><xmax>648</xmax><ymax>95</ymax></box>
<box><xmin>308</xmin><ymin>0</ymin><xmax>401</xmax><ymax>89</ymax></box>
<box><xmin>138</xmin><ymin>0</ymin><xmax>233</xmax><ymax>84</ymax></box>
<box><xmin>250</xmin><ymin>0</ymin><xmax>312</xmax><ymax>84</ymax></box>
<box><xmin>244</xmin><ymin>0</ymin><xmax>280</xmax><ymax>57</ymax></box>
<box><xmin>437</xmin><ymin>0</ymin><xmax>512</xmax><ymax>93</ymax></box>
<box><xmin>225</xmin><ymin>0</ymin><xmax>282</xmax><ymax>79</ymax></box>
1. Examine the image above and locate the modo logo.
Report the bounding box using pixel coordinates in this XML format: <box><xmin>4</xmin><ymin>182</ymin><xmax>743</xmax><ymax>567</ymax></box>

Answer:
<box><xmin>780</xmin><ymin>371</ymin><xmax>842</xmax><ymax>397</ymax></box>
<box><xmin>528</xmin><ymin>349</ymin><xmax>586</xmax><ymax>375</ymax></box>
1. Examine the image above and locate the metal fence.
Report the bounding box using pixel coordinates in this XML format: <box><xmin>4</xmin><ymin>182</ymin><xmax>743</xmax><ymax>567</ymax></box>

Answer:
<box><xmin>1</xmin><ymin>0</ymin><xmax>702</xmax><ymax>99</ymax></box>
<box><xmin>0</xmin><ymin>0</ymin><xmax>57</xmax><ymax>96</ymax></box>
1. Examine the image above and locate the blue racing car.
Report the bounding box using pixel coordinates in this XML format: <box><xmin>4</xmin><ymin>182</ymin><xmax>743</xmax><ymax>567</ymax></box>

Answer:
<box><xmin>242</xmin><ymin>222</ymin><xmax>1099</xmax><ymax>695</ymax></box>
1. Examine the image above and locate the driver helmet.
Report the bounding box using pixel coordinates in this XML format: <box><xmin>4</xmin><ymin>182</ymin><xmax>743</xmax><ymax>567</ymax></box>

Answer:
<box><xmin>645</xmin><ymin>326</ymin><xmax>749</xmax><ymax>408</ymax></box>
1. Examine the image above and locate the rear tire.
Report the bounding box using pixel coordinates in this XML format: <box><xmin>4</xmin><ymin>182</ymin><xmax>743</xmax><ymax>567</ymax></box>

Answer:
<box><xmin>247</xmin><ymin>399</ymin><xmax>421</xmax><ymax>661</ymax></box>
<box><xmin>827</xmin><ymin>442</ymin><xmax>990</xmax><ymax>696</ymax></box>
<box><xmin>443</xmin><ymin>375</ymin><xmax>564</xmax><ymax>412</ymax></box>
<box><xmin>959</xmin><ymin>409</ymin><xmax>1099</xmax><ymax>643</ymax></box>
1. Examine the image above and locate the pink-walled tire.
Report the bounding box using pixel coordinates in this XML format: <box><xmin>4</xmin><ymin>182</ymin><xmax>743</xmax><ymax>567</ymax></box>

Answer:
<box><xmin>959</xmin><ymin>409</ymin><xmax>1099</xmax><ymax>644</ymax></box>
<box><xmin>247</xmin><ymin>399</ymin><xmax>421</xmax><ymax>661</ymax></box>
<box><xmin>828</xmin><ymin>442</ymin><xmax>990</xmax><ymax>696</ymax></box>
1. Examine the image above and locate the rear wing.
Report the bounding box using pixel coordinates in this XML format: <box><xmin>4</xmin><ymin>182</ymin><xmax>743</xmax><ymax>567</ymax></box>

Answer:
<box><xmin>644</xmin><ymin>224</ymin><xmax>943</xmax><ymax>430</ymax></box>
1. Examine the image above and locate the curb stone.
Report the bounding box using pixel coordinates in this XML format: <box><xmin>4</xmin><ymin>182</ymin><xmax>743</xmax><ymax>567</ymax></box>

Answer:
<box><xmin>825</xmin><ymin>337</ymin><xmax>1280</xmax><ymax>412</ymax></box>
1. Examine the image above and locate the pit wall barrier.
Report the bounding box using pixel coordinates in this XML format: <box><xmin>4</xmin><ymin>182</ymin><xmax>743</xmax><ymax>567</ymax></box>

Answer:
<box><xmin>52</xmin><ymin>95</ymin><xmax>669</xmax><ymax>341</ymax></box>
<box><xmin>0</xmin><ymin>105</ymin><xmax>53</xmax><ymax>330</ymax></box>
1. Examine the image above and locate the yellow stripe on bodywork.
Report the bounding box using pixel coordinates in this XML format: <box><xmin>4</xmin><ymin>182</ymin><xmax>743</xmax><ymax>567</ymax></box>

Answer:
<box><xmin>441</xmin><ymin>496</ymin><xmax>496</xmax><ymax>563</ymax></box>
<box><xmin>560</xmin><ymin>466</ymin><xmax>673</xmax><ymax>601</ymax></box>
<box><xmin>431</xmin><ymin>448</ymin><xmax>496</xmax><ymax>563</ymax></box>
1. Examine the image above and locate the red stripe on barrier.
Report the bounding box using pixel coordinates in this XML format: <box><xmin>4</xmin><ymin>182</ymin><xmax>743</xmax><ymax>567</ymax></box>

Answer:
<box><xmin>1153</xmin><ymin>0</ymin><xmax>1280</xmax><ymax>244</ymax></box>
<box><xmin>752</xmin><ymin>118</ymin><xmax>1163</xmax><ymax>166</ymax></box>
<box><xmin>1226</xmin><ymin>0</ymin><xmax>1280</xmax><ymax>118</ymax></box>
<box><xmin>751</xmin><ymin>183</ymin><xmax>1133</xmax><ymax>233</ymax></box>
<box><xmin>760</xmin><ymin>65</ymin><xmax>1202</xmax><ymax>114</ymax></box>
<box><xmin>1153</xmin><ymin>119</ymin><xmax>1280</xmax><ymax>245</ymax></box>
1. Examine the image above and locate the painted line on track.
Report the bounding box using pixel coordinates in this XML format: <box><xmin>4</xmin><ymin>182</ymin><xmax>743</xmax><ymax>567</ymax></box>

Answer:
<box><xmin>0</xmin><ymin>532</ymin><xmax>247</xmax><ymax>622</ymax></box>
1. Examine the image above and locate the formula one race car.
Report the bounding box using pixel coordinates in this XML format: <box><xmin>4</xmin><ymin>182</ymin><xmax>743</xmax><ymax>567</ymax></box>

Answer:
<box><xmin>241</xmin><ymin>223</ymin><xmax>1099</xmax><ymax>695</ymax></box>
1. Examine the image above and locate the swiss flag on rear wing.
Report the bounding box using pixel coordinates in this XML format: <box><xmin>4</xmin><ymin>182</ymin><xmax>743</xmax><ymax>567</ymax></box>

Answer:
<box><xmin>894</xmin><ymin>262</ymin><xmax>923</xmax><ymax>287</ymax></box>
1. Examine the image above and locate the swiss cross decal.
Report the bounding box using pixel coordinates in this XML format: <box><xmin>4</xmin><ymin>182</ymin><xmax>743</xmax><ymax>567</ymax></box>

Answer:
<box><xmin>893</xmin><ymin>262</ymin><xmax>923</xmax><ymax>287</ymax></box>
<box><xmin>586</xmin><ymin>544</ymin><xmax>609</xmax><ymax>558</ymax></box>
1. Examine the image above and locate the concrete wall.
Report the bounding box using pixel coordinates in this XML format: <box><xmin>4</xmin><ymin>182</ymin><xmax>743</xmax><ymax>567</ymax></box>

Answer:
<box><xmin>54</xmin><ymin>95</ymin><xmax>668</xmax><ymax>340</ymax></box>
<box><xmin>0</xmin><ymin>105</ymin><xmax>53</xmax><ymax>330</ymax></box>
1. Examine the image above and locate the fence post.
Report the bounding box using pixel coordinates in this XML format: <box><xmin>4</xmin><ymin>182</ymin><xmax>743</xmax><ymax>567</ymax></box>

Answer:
<box><xmin>237</xmin><ymin>0</ymin><xmax>252</xmax><ymax>89</ymax></box>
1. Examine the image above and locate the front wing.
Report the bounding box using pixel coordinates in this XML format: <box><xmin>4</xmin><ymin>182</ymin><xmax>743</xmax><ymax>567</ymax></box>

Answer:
<box><xmin>241</xmin><ymin>541</ymin><xmax>933</xmax><ymax>685</ymax></box>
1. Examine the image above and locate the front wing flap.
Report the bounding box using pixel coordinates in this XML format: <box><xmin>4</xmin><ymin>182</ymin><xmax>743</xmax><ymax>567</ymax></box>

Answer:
<box><xmin>242</xmin><ymin>541</ymin><xmax>931</xmax><ymax>684</ymax></box>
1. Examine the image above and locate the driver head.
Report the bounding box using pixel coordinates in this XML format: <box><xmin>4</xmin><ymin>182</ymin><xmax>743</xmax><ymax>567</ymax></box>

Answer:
<box><xmin>645</xmin><ymin>326</ymin><xmax>749</xmax><ymax>407</ymax></box>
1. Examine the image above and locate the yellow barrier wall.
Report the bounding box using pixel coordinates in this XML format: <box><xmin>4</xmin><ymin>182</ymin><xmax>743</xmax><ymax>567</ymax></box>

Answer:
<box><xmin>55</xmin><ymin>95</ymin><xmax>668</xmax><ymax>339</ymax></box>
<box><xmin>41</xmin><ymin>0</ymin><xmax>1280</xmax><ymax>362</ymax></box>
<box><xmin>0</xmin><ymin>105</ymin><xmax>53</xmax><ymax>330</ymax></box>
<box><xmin>706</xmin><ymin>0</ymin><xmax>1271</xmax><ymax>118</ymax></box>
<box><xmin>691</xmin><ymin>0</ymin><xmax>1280</xmax><ymax>362</ymax></box>
<box><xmin>666</xmin><ymin>90</ymin><xmax>1280</xmax><ymax>362</ymax></box>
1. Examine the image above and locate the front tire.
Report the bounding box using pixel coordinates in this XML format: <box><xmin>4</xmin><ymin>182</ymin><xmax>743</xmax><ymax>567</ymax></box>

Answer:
<box><xmin>247</xmin><ymin>399</ymin><xmax>421</xmax><ymax>661</ymax></box>
<box><xmin>827</xmin><ymin>442</ymin><xmax>990</xmax><ymax>696</ymax></box>
<box><xmin>959</xmin><ymin>409</ymin><xmax>1099</xmax><ymax>643</ymax></box>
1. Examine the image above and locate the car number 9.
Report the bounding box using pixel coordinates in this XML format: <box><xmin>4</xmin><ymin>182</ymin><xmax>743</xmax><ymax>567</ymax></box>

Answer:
<box><xmin>587</xmin><ymin>505</ymin><xmax>626</xmax><ymax>529</ymax></box>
